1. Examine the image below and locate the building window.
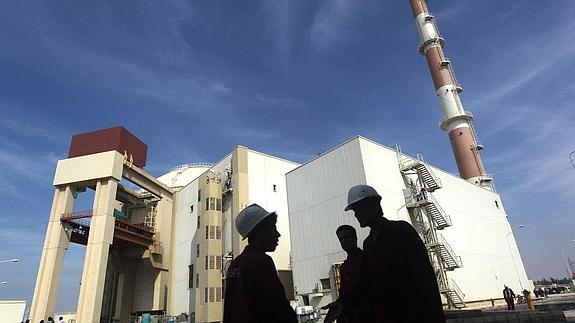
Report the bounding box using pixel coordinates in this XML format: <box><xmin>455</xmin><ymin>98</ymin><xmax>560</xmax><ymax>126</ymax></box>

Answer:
<box><xmin>205</xmin><ymin>256</ymin><xmax>208</xmax><ymax>270</ymax></box>
<box><xmin>198</xmin><ymin>190</ymin><xmax>201</xmax><ymax>202</ymax></box>
<box><xmin>196</xmin><ymin>274</ymin><xmax>199</xmax><ymax>287</ymax></box>
<box><xmin>205</xmin><ymin>226</ymin><xmax>222</xmax><ymax>240</ymax></box>
<box><xmin>189</xmin><ymin>264</ymin><xmax>194</xmax><ymax>289</ymax></box>
<box><xmin>197</xmin><ymin>216</ymin><xmax>200</xmax><ymax>228</ymax></box>
<box><xmin>209</xmin><ymin>256</ymin><xmax>215</xmax><ymax>270</ymax></box>
<box><xmin>190</xmin><ymin>205</ymin><xmax>194</xmax><ymax>213</ymax></box>
<box><xmin>495</xmin><ymin>200</ymin><xmax>499</xmax><ymax>208</ymax></box>
<box><xmin>204</xmin><ymin>288</ymin><xmax>208</xmax><ymax>303</ymax></box>
<box><xmin>273</xmin><ymin>184</ymin><xmax>277</xmax><ymax>192</ymax></box>
<box><xmin>216</xmin><ymin>256</ymin><xmax>222</xmax><ymax>270</ymax></box>
<box><xmin>320</xmin><ymin>278</ymin><xmax>331</xmax><ymax>291</ymax></box>
<box><xmin>209</xmin><ymin>287</ymin><xmax>215</xmax><ymax>302</ymax></box>
<box><xmin>216</xmin><ymin>287</ymin><xmax>222</xmax><ymax>302</ymax></box>
<box><xmin>196</xmin><ymin>244</ymin><xmax>200</xmax><ymax>258</ymax></box>
<box><xmin>204</xmin><ymin>197</ymin><xmax>223</xmax><ymax>211</ymax></box>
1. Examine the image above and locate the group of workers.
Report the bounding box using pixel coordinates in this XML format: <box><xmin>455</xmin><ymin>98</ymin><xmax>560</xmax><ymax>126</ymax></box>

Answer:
<box><xmin>223</xmin><ymin>184</ymin><xmax>446</xmax><ymax>322</ymax></box>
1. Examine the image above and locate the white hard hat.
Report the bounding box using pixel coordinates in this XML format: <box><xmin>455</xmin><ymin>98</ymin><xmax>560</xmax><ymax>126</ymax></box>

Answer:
<box><xmin>345</xmin><ymin>185</ymin><xmax>381</xmax><ymax>211</ymax></box>
<box><xmin>235</xmin><ymin>203</ymin><xmax>275</xmax><ymax>239</ymax></box>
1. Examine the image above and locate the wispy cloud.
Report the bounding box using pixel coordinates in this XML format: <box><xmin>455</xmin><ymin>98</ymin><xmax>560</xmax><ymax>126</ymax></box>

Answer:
<box><xmin>0</xmin><ymin>101</ymin><xmax>70</xmax><ymax>143</ymax></box>
<box><xmin>469</xmin><ymin>20</ymin><xmax>575</xmax><ymax>110</ymax></box>
<box><xmin>309</xmin><ymin>0</ymin><xmax>377</xmax><ymax>53</ymax></box>
<box><xmin>254</xmin><ymin>94</ymin><xmax>308</xmax><ymax>110</ymax></box>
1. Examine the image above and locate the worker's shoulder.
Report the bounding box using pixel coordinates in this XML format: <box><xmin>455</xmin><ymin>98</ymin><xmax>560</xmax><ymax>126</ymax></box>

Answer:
<box><xmin>234</xmin><ymin>248</ymin><xmax>275</xmax><ymax>268</ymax></box>
<box><xmin>388</xmin><ymin>219</ymin><xmax>414</xmax><ymax>230</ymax></box>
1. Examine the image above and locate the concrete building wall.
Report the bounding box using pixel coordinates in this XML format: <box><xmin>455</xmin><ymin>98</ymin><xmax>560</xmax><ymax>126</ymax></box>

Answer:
<box><xmin>0</xmin><ymin>300</ymin><xmax>26</xmax><ymax>323</ymax></box>
<box><xmin>359</xmin><ymin>139</ymin><xmax>412</xmax><ymax>223</ymax></box>
<box><xmin>169</xmin><ymin>179</ymin><xmax>200</xmax><ymax>315</ymax></box>
<box><xmin>287</xmin><ymin>136</ymin><xmax>531</xmax><ymax>307</ymax></box>
<box><xmin>286</xmin><ymin>137</ymin><xmax>370</xmax><ymax>306</ymax></box>
<box><xmin>133</xmin><ymin>262</ymin><xmax>157</xmax><ymax>311</ymax></box>
<box><xmin>430</xmin><ymin>170</ymin><xmax>531</xmax><ymax>301</ymax></box>
<box><xmin>247</xmin><ymin>150</ymin><xmax>299</xmax><ymax>270</ymax></box>
<box><xmin>157</xmin><ymin>165</ymin><xmax>210</xmax><ymax>189</ymax></box>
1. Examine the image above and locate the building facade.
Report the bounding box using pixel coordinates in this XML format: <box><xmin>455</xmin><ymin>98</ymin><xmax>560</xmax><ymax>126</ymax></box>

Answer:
<box><xmin>286</xmin><ymin>136</ymin><xmax>531</xmax><ymax>309</ymax></box>
<box><xmin>30</xmin><ymin>128</ymin><xmax>531</xmax><ymax>322</ymax></box>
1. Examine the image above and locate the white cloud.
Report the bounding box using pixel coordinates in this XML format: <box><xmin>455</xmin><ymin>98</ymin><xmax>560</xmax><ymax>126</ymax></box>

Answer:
<box><xmin>309</xmin><ymin>0</ymin><xmax>377</xmax><ymax>52</ymax></box>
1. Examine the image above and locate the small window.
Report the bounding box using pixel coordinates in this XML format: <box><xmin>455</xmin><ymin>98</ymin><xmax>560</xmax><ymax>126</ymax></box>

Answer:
<box><xmin>189</xmin><ymin>264</ymin><xmax>194</xmax><ymax>289</ymax></box>
<box><xmin>209</xmin><ymin>226</ymin><xmax>215</xmax><ymax>239</ymax></box>
<box><xmin>210</xmin><ymin>197</ymin><xmax>216</xmax><ymax>210</ymax></box>
<box><xmin>209</xmin><ymin>287</ymin><xmax>215</xmax><ymax>302</ymax></box>
<box><xmin>495</xmin><ymin>200</ymin><xmax>499</xmax><ymax>208</ymax></box>
<box><xmin>197</xmin><ymin>216</ymin><xmax>200</xmax><ymax>228</ymax></box>
<box><xmin>209</xmin><ymin>256</ymin><xmax>215</xmax><ymax>270</ymax></box>
<box><xmin>196</xmin><ymin>274</ymin><xmax>199</xmax><ymax>287</ymax></box>
<box><xmin>198</xmin><ymin>190</ymin><xmax>201</xmax><ymax>202</ymax></box>
<box><xmin>204</xmin><ymin>287</ymin><xmax>208</xmax><ymax>303</ymax></box>
<box><xmin>216</xmin><ymin>226</ymin><xmax>221</xmax><ymax>240</ymax></box>
<box><xmin>216</xmin><ymin>287</ymin><xmax>222</xmax><ymax>302</ymax></box>
<box><xmin>206</xmin><ymin>198</ymin><xmax>209</xmax><ymax>211</ymax></box>
<box><xmin>196</xmin><ymin>244</ymin><xmax>200</xmax><ymax>258</ymax></box>
<box><xmin>190</xmin><ymin>205</ymin><xmax>194</xmax><ymax>213</ymax></box>
<box><xmin>273</xmin><ymin>184</ymin><xmax>277</xmax><ymax>192</ymax></box>
<box><xmin>205</xmin><ymin>226</ymin><xmax>209</xmax><ymax>239</ymax></box>
<box><xmin>320</xmin><ymin>278</ymin><xmax>331</xmax><ymax>291</ymax></box>
<box><xmin>205</xmin><ymin>256</ymin><xmax>208</xmax><ymax>270</ymax></box>
<box><xmin>216</xmin><ymin>198</ymin><xmax>222</xmax><ymax>211</ymax></box>
<box><xmin>216</xmin><ymin>255</ymin><xmax>222</xmax><ymax>270</ymax></box>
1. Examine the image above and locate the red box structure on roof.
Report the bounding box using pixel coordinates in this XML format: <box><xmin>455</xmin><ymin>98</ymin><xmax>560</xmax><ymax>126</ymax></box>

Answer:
<box><xmin>68</xmin><ymin>126</ymin><xmax>148</xmax><ymax>167</ymax></box>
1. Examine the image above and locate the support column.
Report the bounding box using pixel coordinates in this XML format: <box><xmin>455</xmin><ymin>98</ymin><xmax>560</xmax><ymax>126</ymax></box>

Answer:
<box><xmin>231</xmin><ymin>147</ymin><xmax>249</xmax><ymax>258</ymax></box>
<box><xmin>30</xmin><ymin>186</ymin><xmax>75</xmax><ymax>322</ymax></box>
<box><xmin>76</xmin><ymin>178</ymin><xmax>118</xmax><ymax>322</ymax></box>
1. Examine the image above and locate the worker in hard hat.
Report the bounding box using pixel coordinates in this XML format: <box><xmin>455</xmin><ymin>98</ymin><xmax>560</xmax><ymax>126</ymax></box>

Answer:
<box><xmin>341</xmin><ymin>184</ymin><xmax>445</xmax><ymax>322</ymax></box>
<box><xmin>223</xmin><ymin>203</ymin><xmax>297</xmax><ymax>323</ymax></box>
<box><xmin>322</xmin><ymin>225</ymin><xmax>363</xmax><ymax>323</ymax></box>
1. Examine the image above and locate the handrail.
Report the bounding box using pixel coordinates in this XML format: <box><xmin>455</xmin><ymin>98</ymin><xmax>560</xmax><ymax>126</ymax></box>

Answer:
<box><xmin>426</xmin><ymin>194</ymin><xmax>452</xmax><ymax>227</ymax></box>
<box><xmin>450</xmin><ymin>278</ymin><xmax>466</xmax><ymax>299</ymax></box>
<box><xmin>61</xmin><ymin>210</ymin><xmax>94</xmax><ymax>220</ymax></box>
<box><xmin>169</xmin><ymin>163</ymin><xmax>213</xmax><ymax>173</ymax></box>
<box><xmin>438</xmin><ymin>234</ymin><xmax>462</xmax><ymax>267</ymax></box>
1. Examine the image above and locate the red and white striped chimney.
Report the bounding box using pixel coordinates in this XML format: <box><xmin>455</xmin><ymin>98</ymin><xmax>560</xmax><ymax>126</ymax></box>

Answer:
<box><xmin>409</xmin><ymin>0</ymin><xmax>493</xmax><ymax>190</ymax></box>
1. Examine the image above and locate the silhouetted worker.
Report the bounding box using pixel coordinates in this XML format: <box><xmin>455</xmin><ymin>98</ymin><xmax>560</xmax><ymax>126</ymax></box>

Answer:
<box><xmin>223</xmin><ymin>204</ymin><xmax>297</xmax><ymax>323</ymax></box>
<box><xmin>341</xmin><ymin>185</ymin><xmax>445</xmax><ymax>322</ymax></box>
<box><xmin>323</xmin><ymin>225</ymin><xmax>363</xmax><ymax>323</ymax></box>
<box><xmin>503</xmin><ymin>285</ymin><xmax>515</xmax><ymax>310</ymax></box>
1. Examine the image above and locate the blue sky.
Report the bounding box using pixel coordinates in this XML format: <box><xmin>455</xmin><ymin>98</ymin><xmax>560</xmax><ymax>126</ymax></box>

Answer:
<box><xmin>1</xmin><ymin>0</ymin><xmax>574</xmax><ymax>312</ymax></box>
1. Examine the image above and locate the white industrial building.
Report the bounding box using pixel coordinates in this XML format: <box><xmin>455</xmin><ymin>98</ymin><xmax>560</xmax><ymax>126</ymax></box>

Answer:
<box><xmin>286</xmin><ymin>136</ymin><xmax>532</xmax><ymax>309</ymax></box>
<box><xmin>163</xmin><ymin>146</ymin><xmax>299</xmax><ymax>322</ymax></box>
<box><xmin>30</xmin><ymin>128</ymin><xmax>531</xmax><ymax>322</ymax></box>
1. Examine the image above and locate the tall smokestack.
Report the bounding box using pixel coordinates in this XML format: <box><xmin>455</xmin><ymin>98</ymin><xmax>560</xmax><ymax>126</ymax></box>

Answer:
<box><xmin>409</xmin><ymin>0</ymin><xmax>493</xmax><ymax>190</ymax></box>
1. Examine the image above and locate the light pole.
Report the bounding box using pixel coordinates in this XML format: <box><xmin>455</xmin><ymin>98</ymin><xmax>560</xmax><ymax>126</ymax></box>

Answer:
<box><xmin>0</xmin><ymin>258</ymin><xmax>19</xmax><ymax>264</ymax></box>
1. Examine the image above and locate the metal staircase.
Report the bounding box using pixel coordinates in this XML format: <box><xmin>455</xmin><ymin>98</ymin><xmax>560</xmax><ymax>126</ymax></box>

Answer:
<box><xmin>439</xmin><ymin>279</ymin><xmax>466</xmax><ymax>309</ymax></box>
<box><xmin>396</xmin><ymin>147</ymin><xmax>466</xmax><ymax>309</ymax></box>
<box><xmin>428</xmin><ymin>233</ymin><xmax>462</xmax><ymax>271</ymax></box>
<box><xmin>407</xmin><ymin>191</ymin><xmax>451</xmax><ymax>230</ymax></box>
<box><xmin>399</xmin><ymin>155</ymin><xmax>442</xmax><ymax>192</ymax></box>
